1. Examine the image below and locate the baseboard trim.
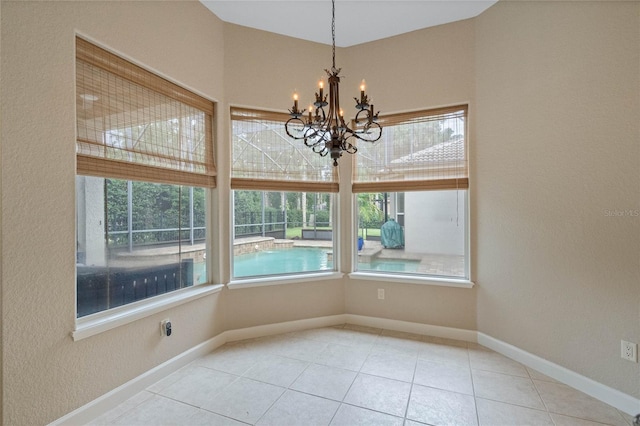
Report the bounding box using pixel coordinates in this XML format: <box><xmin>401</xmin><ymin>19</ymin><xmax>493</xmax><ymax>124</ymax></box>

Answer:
<box><xmin>224</xmin><ymin>314</ymin><xmax>348</xmax><ymax>342</ymax></box>
<box><xmin>478</xmin><ymin>332</ymin><xmax>640</xmax><ymax>416</ymax></box>
<box><xmin>344</xmin><ymin>314</ymin><xmax>478</xmax><ymax>343</ymax></box>
<box><xmin>50</xmin><ymin>332</ymin><xmax>227</xmax><ymax>426</ymax></box>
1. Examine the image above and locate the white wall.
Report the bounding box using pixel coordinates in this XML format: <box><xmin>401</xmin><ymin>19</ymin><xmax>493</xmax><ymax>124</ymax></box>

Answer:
<box><xmin>405</xmin><ymin>190</ymin><xmax>466</xmax><ymax>256</ymax></box>
<box><xmin>76</xmin><ymin>176</ymin><xmax>107</xmax><ymax>266</ymax></box>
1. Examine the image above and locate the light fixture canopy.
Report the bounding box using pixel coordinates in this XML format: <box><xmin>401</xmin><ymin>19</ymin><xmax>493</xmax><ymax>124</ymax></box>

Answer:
<box><xmin>285</xmin><ymin>0</ymin><xmax>382</xmax><ymax>167</ymax></box>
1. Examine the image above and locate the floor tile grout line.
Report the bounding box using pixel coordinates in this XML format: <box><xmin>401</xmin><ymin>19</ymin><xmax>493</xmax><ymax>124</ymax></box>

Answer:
<box><xmin>467</xmin><ymin>345</ymin><xmax>482</xmax><ymax>426</ymax></box>
<box><xmin>529</xmin><ymin>371</ymin><xmax>556</xmax><ymax>424</ymax></box>
<box><xmin>196</xmin><ymin>405</ymin><xmax>253</xmax><ymax>425</ymax></box>
<box><xmin>402</xmin><ymin>351</ymin><xmax>420</xmax><ymax>422</ymax></box>
<box><xmin>251</xmin><ymin>383</ymin><xmax>289</xmax><ymax>426</ymax></box>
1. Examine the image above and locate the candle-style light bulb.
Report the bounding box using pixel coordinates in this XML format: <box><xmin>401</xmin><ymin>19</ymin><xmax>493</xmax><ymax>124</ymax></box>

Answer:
<box><xmin>360</xmin><ymin>79</ymin><xmax>366</xmax><ymax>104</ymax></box>
<box><xmin>293</xmin><ymin>92</ymin><xmax>299</xmax><ymax>111</ymax></box>
<box><xmin>318</xmin><ymin>80</ymin><xmax>324</xmax><ymax>100</ymax></box>
<box><xmin>308</xmin><ymin>105</ymin><xmax>313</xmax><ymax>122</ymax></box>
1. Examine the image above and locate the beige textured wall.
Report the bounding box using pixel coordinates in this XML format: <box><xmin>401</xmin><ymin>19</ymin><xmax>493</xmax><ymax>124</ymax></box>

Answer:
<box><xmin>0</xmin><ymin>2</ymin><xmax>225</xmax><ymax>424</ymax></box>
<box><xmin>343</xmin><ymin>21</ymin><xmax>478</xmax><ymax>329</ymax></box>
<box><xmin>221</xmin><ymin>25</ymin><xmax>348</xmax><ymax>331</ymax></box>
<box><xmin>475</xmin><ymin>1</ymin><xmax>640</xmax><ymax>398</ymax></box>
<box><xmin>220</xmin><ymin>21</ymin><xmax>478</xmax><ymax>332</ymax></box>
<box><xmin>0</xmin><ymin>0</ymin><xmax>4</xmax><ymax>420</ymax></box>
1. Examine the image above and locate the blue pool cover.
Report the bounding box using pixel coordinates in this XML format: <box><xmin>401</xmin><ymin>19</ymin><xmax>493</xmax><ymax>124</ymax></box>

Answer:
<box><xmin>381</xmin><ymin>218</ymin><xmax>404</xmax><ymax>248</ymax></box>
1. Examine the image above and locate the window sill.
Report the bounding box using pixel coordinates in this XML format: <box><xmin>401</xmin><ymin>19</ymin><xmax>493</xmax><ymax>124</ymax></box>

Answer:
<box><xmin>348</xmin><ymin>272</ymin><xmax>475</xmax><ymax>288</ymax></box>
<box><xmin>227</xmin><ymin>271</ymin><xmax>344</xmax><ymax>290</ymax></box>
<box><xmin>72</xmin><ymin>283</ymin><xmax>224</xmax><ymax>341</ymax></box>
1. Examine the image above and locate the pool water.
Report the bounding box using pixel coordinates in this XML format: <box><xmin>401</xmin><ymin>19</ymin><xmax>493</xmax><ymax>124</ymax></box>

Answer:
<box><xmin>197</xmin><ymin>248</ymin><xmax>421</xmax><ymax>280</ymax></box>
<box><xmin>193</xmin><ymin>262</ymin><xmax>207</xmax><ymax>284</ymax></box>
<box><xmin>234</xmin><ymin>247</ymin><xmax>333</xmax><ymax>278</ymax></box>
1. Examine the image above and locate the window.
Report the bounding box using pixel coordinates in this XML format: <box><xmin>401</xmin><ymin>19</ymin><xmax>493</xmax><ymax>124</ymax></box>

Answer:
<box><xmin>353</xmin><ymin>106</ymin><xmax>469</xmax><ymax>280</ymax></box>
<box><xmin>75</xmin><ymin>37</ymin><xmax>215</xmax><ymax>317</ymax></box>
<box><xmin>230</xmin><ymin>108</ymin><xmax>337</xmax><ymax>279</ymax></box>
<box><xmin>232</xmin><ymin>190</ymin><xmax>334</xmax><ymax>278</ymax></box>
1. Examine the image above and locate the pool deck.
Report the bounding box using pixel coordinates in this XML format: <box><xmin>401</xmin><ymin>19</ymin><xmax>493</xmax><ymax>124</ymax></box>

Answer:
<box><xmin>294</xmin><ymin>239</ymin><xmax>464</xmax><ymax>278</ymax></box>
<box><xmin>109</xmin><ymin>237</ymin><xmax>464</xmax><ymax>278</ymax></box>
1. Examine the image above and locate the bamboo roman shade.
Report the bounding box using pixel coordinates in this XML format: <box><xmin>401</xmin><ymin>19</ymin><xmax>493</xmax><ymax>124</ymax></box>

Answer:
<box><xmin>353</xmin><ymin>105</ymin><xmax>468</xmax><ymax>193</ymax></box>
<box><xmin>230</xmin><ymin>107</ymin><xmax>338</xmax><ymax>193</ymax></box>
<box><xmin>76</xmin><ymin>37</ymin><xmax>216</xmax><ymax>188</ymax></box>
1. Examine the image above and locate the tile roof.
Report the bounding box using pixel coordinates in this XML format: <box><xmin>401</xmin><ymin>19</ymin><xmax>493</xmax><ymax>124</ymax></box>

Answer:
<box><xmin>390</xmin><ymin>137</ymin><xmax>465</xmax><ymax>166</ymax></box>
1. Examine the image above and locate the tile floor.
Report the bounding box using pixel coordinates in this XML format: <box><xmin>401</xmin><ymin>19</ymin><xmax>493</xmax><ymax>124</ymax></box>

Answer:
<box><xmin>88</xmin><ymin>325</ymin><xmax>635</xmax><ymax>426</ymax></box>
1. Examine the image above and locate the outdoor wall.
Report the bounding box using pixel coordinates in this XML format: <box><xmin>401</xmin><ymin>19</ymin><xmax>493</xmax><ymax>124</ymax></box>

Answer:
<box><xmin>76</xmin><ymin>176</ymin><xmax>107</xmax><ymax>266</ymax></box>
<box><xmin>405</xmin><ymin>191</ymin><xmax>466</xmax><ymax>256</ymax></box>
<box><xmin>0</xmin><ymin>2</ymin><xmax>225</xmax><ymax>424</ymax></box>
<box><xmin>475</xmin><ymin>1</ymin><xmax>640</xmax><ymax>398</ymax></box>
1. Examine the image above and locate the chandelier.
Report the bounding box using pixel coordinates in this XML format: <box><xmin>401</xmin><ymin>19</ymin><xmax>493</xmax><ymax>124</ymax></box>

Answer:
<box><xmin>285</xmin><ymin>0</ymin><xmax>382</xmax><ymax>167</ymax></box>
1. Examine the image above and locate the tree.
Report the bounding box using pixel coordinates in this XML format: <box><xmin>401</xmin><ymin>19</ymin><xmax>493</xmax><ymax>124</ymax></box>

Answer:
<box><xmin>357</xmin><ymin>193</ymin><xmax>384</xmax><ymax>235</ymax></box>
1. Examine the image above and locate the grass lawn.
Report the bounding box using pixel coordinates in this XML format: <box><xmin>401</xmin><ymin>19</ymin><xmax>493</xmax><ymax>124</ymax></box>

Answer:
<box><xmin>359</xmin><ymin>228</ymin><xmax>380</xmax><ymax>238</ymax></box>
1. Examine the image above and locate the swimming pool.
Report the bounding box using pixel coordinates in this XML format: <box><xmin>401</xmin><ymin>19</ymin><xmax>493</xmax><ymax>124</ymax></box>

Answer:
<box><xmin>234</xmin><ymin>247</ymin><xmax>333</xmax><ymax>278</ymax></box>
<box><xmin>232</xmin><ymin>247</ymin><xmax>421</xmax><ymax>278</ymax></box>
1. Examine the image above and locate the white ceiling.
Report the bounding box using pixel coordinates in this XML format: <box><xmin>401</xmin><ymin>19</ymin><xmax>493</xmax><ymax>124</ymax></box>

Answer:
<box><xmin>200</xmin><ymin>1</ymin><xmax>497</xmax><ymax>47</ymax></box>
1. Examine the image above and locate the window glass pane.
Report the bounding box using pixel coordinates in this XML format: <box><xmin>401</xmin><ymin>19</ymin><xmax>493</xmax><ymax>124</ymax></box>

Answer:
<box><xmin>233</xmin><ymin>190</ymin><xmax>334</xmax><ymax>278</ymax></box>
<box><xmin>76</xmin><ymin>37</ymin><xmax>216</xmax><ymax>187</ymax></box>
<box><xmin>76</xmin><ymin>176</ymin><xmax>207</xmax><ymax>317</ymax></box>
<box><xmin>231</xmin><ymin>108</ymin><xmax>337</xmax><ymax>183</ymax></box>
<box><xmin>356</xmin><ymin>191</ymin><xmax>467</xmax><ymax>279</ymax></box>
<box><xmin>354</xmin><ymin>107</ymin><xmax>467</xmax><ymax>185</ymax></box>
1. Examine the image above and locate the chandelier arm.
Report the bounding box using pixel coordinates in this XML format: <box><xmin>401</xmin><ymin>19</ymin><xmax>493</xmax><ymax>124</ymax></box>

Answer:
<box><xmin>284</xmin><ymin>117</ymin><xmax>307</xmax><ymax>140</ymax></box>
<box><xmin>311</xmin><ymin>107</ymin><xmax>332</xmax><ymax>137</ymax></box>
<box><xmin>311</xmin><ymin>142</ymin><xmax>329</xmax><ymax>156</ymax></box>
<box><xmin>352</xmin><ymin>126</ymin><xmax>383</xmax><ymax>143</ymax></box>
<box><xmin>303</xmin><ymin>137</ymin><xmax>324</xmax><ymax>148</ymax></box>
<box><xmin>354</xmin><ymin>108</ymin><xmax>375</xmax><ymax>126</ymax></box>
<box><xmin>341</xmin><ymin>139</ymin><xmax>358</xmax><ymax>154</ymax></box>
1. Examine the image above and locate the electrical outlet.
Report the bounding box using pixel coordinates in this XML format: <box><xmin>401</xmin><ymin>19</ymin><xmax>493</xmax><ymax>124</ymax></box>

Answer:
<box><xmin>160</xmin><ymin>319</ymin><xmax>172</xmax><ymax>337</ymax></box>
<box><xmin>377</xmin><ymin>289</ymin><xmax>385</xmax><ymax>300</ymax></box>
<box><xmin>621</xmin><ymin>340</ymin><xmax>637</xmax><ymax>362</ymax></box>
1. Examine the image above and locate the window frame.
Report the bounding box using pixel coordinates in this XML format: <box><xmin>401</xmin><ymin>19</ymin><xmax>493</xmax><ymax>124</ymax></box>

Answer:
<box><xmin>229</xmin><ymin>107</ymin><xmax>341</xmax><ymax>284</ymax></box>
<box><xmin>74</xmin><ymin>36</ymin><xmax>219</xmax><ymax>334</ymax></box>
<box><xmin>229</xmin><ymin>189</ymin><xmax>341</xmax><ymax>283</ymax></box>
<box><xmin>350</xmin><ymin>105</ymin><xmax>472</xmax><ymax>285</ymax></box>
<box><xmin>350</xmin><ymin>189</ymin><xmax>471</xmax><ymax>284</ymax></box>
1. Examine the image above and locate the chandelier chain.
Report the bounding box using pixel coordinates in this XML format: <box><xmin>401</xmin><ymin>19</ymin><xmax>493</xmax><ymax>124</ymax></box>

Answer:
<box><xmin>331</xmin><ymin>0</ymin><xmax>336</xmax><ymax>70</ymax></box>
